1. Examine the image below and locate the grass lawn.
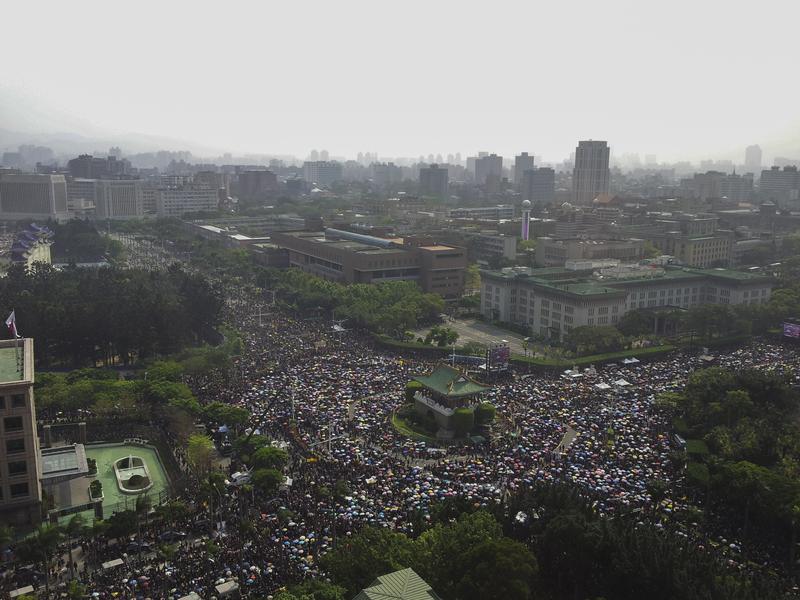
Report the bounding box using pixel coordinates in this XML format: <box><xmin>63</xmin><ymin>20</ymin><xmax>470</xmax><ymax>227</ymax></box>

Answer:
<box><xmin>391</xmin><ymin>412</ymin><xmax>439</xmax><ymax>443</ymax></box>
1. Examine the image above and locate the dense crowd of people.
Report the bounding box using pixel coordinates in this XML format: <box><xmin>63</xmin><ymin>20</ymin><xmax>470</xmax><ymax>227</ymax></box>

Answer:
<box><xmin>4</xmin><ymin>289</ymin><xmax>800</xmax><ymax>599</ymax></box>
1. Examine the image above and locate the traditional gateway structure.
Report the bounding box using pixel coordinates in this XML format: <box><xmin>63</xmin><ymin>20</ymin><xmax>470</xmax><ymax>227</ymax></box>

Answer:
<box><xmin>412</xmin><ymin>364</ymin><xmax>492</xmax><ymax>439</ymax></box>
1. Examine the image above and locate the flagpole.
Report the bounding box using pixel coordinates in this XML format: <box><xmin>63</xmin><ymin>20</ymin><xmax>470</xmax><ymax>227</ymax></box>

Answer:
<box><xmin>11</xmin><ymin>309</ymin><xmax>21</xmax><ymax>372</ymax></box>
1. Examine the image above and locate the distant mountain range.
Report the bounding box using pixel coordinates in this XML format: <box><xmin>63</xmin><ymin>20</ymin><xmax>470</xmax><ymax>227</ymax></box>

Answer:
<box><xmin>0</xmin><ymin>126</ymin><xmax>226</xmax><ymax>160</ymax></box>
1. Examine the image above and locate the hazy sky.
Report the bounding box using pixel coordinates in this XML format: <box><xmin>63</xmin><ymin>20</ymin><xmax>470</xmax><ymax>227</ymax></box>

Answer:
<box><xmin>2</xmin><ymin>0</ymin><xmax>799</xmax><ymax>163</ymax></box>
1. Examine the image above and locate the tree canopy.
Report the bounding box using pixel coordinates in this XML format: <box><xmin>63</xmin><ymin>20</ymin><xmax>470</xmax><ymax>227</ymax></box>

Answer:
<box><xmin>0</xmin><ymin>263</ymin><xmax>223</xmax><ymax>367</ymax></box>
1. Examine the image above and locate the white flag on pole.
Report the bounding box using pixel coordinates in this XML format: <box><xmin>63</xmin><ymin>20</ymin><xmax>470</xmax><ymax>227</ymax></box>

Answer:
<box><xmin>5</xmin><ymin>311</ymin><xmax>20</xmax><ymax>338</ymax></box>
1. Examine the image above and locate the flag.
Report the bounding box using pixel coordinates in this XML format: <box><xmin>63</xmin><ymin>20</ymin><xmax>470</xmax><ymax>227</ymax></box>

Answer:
<box><xmin>5</xmin><ymin>311</ymin><xmax>20</xmax><ymax>338</ymax></box>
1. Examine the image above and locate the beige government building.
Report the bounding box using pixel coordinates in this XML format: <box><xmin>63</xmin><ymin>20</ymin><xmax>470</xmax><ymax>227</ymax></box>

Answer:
<box><xmin>0</xmin><ymin>338</ymin><xmax>42</xmax><ymax>525</ymax></box>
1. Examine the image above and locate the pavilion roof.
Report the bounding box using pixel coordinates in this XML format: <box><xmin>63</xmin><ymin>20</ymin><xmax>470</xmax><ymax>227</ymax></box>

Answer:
<box><xmin>413</xmin><ymin>364</ymin><xmax>491</xmax><ymax>398</ymax></box>
<box><xmin>353</xmin><ymin>568</ymin><xmax>442</xmax><ymax>600</ymax></box>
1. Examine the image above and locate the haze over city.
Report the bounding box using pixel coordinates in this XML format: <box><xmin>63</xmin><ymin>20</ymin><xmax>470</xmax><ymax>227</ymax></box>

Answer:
<box><xmin>4</xmin><ymin>2</ymin><xmax>800</xmax><ymax>600</ymax></box>
<box><xmin>2</xmin><ymin>0</ymin><xmax>800</xmax><ymax>163</ymax></box>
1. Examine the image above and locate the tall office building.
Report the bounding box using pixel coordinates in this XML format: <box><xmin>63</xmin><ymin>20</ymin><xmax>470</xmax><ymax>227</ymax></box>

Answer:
<box><xmin>157</xmin><ymin>186</ymin><xmax>219</xmax><ymax>217</ymax></box>
<box><xmin>95</xmin><ymin>179</ymin><xmax>144</xmax><ymax>219</ymax></box>
<box><xmin>237</xmin><ymin>170</ymin><xmax>278</xmax><ymax>204</ymax></box>
<box><xmin>680</xmin><ymin>171</ymin><xmax>754</xmax><ymax>202</ymax></box>
<box><xmin>419</xmin><ymin>164</ymin><xmax>449</xmax><ymax>199</ymax></box>
<box><xmin>0</xmin><ymin>174</ymin><xmax>69</xmax><ymax>221</ymax></box>
<box><xmin>522</xmin><ymin>167</ymin><xmax>555</xmax><ymax>204</ymax></box>
<box><xmin>0</xmin><ymin>338</ymin><xmax>42</xmax><ymax>525</ymax></box>
<box><xmin>514</xmin><ymin>153</ymin><xmax>535</xmax><ymax>187</ymax></box>
<box><xmin>474</xmin><ymin>154</ymin><xmax>503</xmax><ymax>186</ymax></box>
<box><xmin>760</xmin><ymin>166</ymin><xmax>800</xmax><ymax>209</ymax></box>
<box><xmin>302</xmin><ymin>161</ymin><xmax>343</xmax><ymax>186</ymax></box>
<box><xmin>745</xmin><ymin>145</ymin><xmax>762</xmax><ymax>174</ymax></box>
<box><xmin>67</xmin><ymin>154</ymin><xmax>130</xmax><ymax>179</ymax></box>
<box><xmin>572</xmin><ymin>140</ymin><xmax>610</xmax><ymax>205</ymax></box>
<box><xmin>195</xmin><ymin>171</ymin><xmax>230</xmax><ymax>196</ymax></box>
<box><xmin>371</xmin><ymin>163</ymin><xmax>403</xmax><ymax>186</ymax></box>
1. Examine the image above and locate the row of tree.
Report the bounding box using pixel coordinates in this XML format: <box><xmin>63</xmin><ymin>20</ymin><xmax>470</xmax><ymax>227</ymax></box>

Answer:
<box><xmin>666</xmin><ymin>367</ymin><xmax>800</xmax><ymax>566</ymax></box>
<box><xmin>0</xmin><ymin>263</ymin><xmax>223</xmax><ymax>367</ymax></box>
<box><xmin>49</xmin><ymin>219</ymin><xmax>125</xmax><ymax>264</ymax></box>
<box><xmin>258</xmin><ymin>268</ymin><xmax>445</xmax><ymax>336</ymax></box>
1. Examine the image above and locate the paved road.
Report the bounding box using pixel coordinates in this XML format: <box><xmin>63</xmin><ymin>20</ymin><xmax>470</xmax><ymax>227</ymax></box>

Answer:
<box><xmin>416</xmin><ymin>318</ymin><xmax>528</xmax><ymax>354</ymax></box>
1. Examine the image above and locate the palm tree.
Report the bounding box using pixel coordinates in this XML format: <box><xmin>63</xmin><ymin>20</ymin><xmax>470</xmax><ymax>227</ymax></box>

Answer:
<box><xmin>15</xmin><ymin>523</ymin><xmax>63</xmax><ymax>595</ymax></box>
<box><xmin>0</xmin><ymin>524</ymin><xmax>13</xmax><ymax>548</ymax></box>
<box><xmin>64</xmin><ymin>514</ymin><xmax>86</xmax><ymax>580</ymax></box>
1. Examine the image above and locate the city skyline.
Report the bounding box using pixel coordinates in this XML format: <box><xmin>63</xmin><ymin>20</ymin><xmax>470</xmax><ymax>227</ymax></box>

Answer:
<box><xmin>2</xmin><ymin>0</ymin><xmax>799</xmax><ymax>164</ymax></box>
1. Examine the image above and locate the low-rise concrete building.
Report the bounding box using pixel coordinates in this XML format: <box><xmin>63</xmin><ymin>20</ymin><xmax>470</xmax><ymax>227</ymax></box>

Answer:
<box><xmin>481</xmin><ymin>264</ymin><xmax>773</xmax><ymax>340</ymax></box>
<box><xmin>271</xmin><ymin>228</ymin><xmax>467</xmax><ymax>299</ymax></box>
<box><xmin>535</xmin><ymin>237</ymin><xmax>645</xmax><ymax>267</ymax></box>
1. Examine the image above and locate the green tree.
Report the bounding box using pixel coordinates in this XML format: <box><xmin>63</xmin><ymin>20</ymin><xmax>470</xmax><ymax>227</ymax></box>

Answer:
<box><xmin>66</xmin><ymin>579</ymin><xmax>86</xmax><ymax>600</ymax></box>
<box><xmin>320</xmin><ymin>527</ymin><xmax>416</xmax><ymax>596</ymax></box>
<box><xmin>415</xmin><ymin>511</ymin><xmax>503</xmax><ymax>595</ymax></box>
<box><xmin>454</xmin><ymin>537</ymin><xmax>538</xmax><ymax>600</ymax></box>
<box><xmin>465</xmin><ymin>264</ymin><xmax>482</xmax><ymax>292</ymax></box>
<box><xmin>64</xmin><ymin>514</ymin><xmax>87</xmax><ymax>579</ymax></box>
<box><xmin>475</xmin><ymin>402</ymin><xmax>496</xmax><ymax>425</ymax></box>
<box><xmin>252</xmin><ymin>468</ymin><xmax>283</xmax><ymax>495</ymax></box>
<box><xmin>275</xmin><ymin>580</ymin><xmax>347</xmax><ymax>600</ymax></box>
<box><xmin>251</xmin><ymin>446</ymin><xmax>289</xmax><ymax>471</ymax></box>
<box><xmin>565</xmin><ymin>326</ymin><xmax>624</xmax><ymax>355</ymax></box>
<box><xmin>15</xmin><ymin>524</ymin><xmax>63</xmax><ymax>594</ymax></box>
<box><xmin>642</xmin><ymin>240</ymin><xmax>661</xmax><ymax>258</ymax></box>
<box><xmin>202</xmin><ymin>401</ymin><xmax>251</xmax><ymax>430</ymax></box>
<box><xmin>187</xmin><ymin>434</ymin><xmax>215</xmax><ymax>475</ymax></box>
<box><xmin>107</xmin><ymin>510</ymin><xmax>139</xmax><ymax>539</ymax></box>
<box><xmin>0</xmin><ymin>524</ymin><xmax>12</xmax><ymax>548</ymax></box>
<box><xmin>453</xmin><ymin>408</ymin><xmax>475</xmax><ymax>437</ymax></box>
<box><xmin>615</xmin><ymin>309</ymin><xmax>654</xmax><ymax>337</ymax></box>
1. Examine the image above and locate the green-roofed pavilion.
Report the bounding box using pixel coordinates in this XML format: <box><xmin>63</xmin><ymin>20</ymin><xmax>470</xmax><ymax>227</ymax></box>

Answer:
<box><xmin>352</xmin><ymin>568</ymin><xmax>442</xmax><ymax>600</ymax></box>
<box><xmin>411</xmin><ymin>364</ymin><xmax>493</xmax><ymax>439</ymax></box>
<box><xmin>413</xmin><ymin>363</ymin><xmax>490</xmax><ymax>401</ymax></box>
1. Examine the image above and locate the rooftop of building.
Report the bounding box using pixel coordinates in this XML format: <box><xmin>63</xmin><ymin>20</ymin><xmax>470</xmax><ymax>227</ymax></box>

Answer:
<box><xmin>419</xmin><ymin>245</ymin><xmax>456</xmax><ymax>251</ymax></box>
<box><xmin>353</xmin><ymin>568</ymin><xmax>442</xmax><ymax>600</ymax></box>
<box><xmin>481</xmin><ymin>264</ymin><xmax>772</xmax><ymax>297</ymax></box>
<box><xmin>414</xmin><ymin>364</ymin><xmax>491</xmax><ymax>398</ymax></box>
<box><xmin>0</xmin><ymin>345</ymin><xmax>23</xmax><ymax>382</ymax></box>
<box><xmin>41</xmin><ymin>444</ymin><xmax>89</xmax><ymax>481</ymax></box>
<box><xmin>0</xmin><ymin>339</ymin><xmax>33</xmax><ymax>386</ymax></box>
<box><xmin>279</xmin><ymin>231</ymin><xmax>405</xmax><ymax>254</ymax></box>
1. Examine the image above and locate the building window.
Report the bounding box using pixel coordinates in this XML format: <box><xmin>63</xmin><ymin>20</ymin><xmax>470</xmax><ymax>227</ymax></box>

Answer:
<box><xmin>8</xmin><ymin>461</ymin><xmax>27</xmax><ymax>476</ymax></box>
<box><xmin>4</xmin><ymin>416</ymin><xmax>23</xmax><ymax>432</ymax></box>
<box><xmin>6</xmin><ymin>438</ymin><xmax>24</xmax><ymax>454</ymax></box>
<box><xmin>0</xmin><ymin>396</ymin><xmax>4</xmax><ymax>409</ymax></box>
<box><xmin>11</xmin><ymin>394</ymin><xmax>25</xmax><ymax>408</ymax></box>
<box><xmin>10</xmin><ymin>482</ymin><xmax>28</xmax><ymax>499</ymax></box>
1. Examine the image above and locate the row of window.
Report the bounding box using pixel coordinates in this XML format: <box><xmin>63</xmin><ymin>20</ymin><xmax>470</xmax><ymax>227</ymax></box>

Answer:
<box><xmin>0</xmin><ymin>482</ymin><xmax>29</xmax><ymax>500</ymax></box>
<box><xmin>5</xmin><ymin>437</ymin><xmax>25</xmax><ymax>454</ymax></box>
<box><xmin>0</xmin><ymin>395</ymin><xmax>26</xmax><ymax>410</ymax></box>
<box><xmin>3</xmin><ymin>460</ymin><xmax>27</xmax><ymax>476</ymax></box>
<box><xmin>3</xmin><ymin>416</ymin><xmax>23</xmax><ymax>433</ymax></box>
